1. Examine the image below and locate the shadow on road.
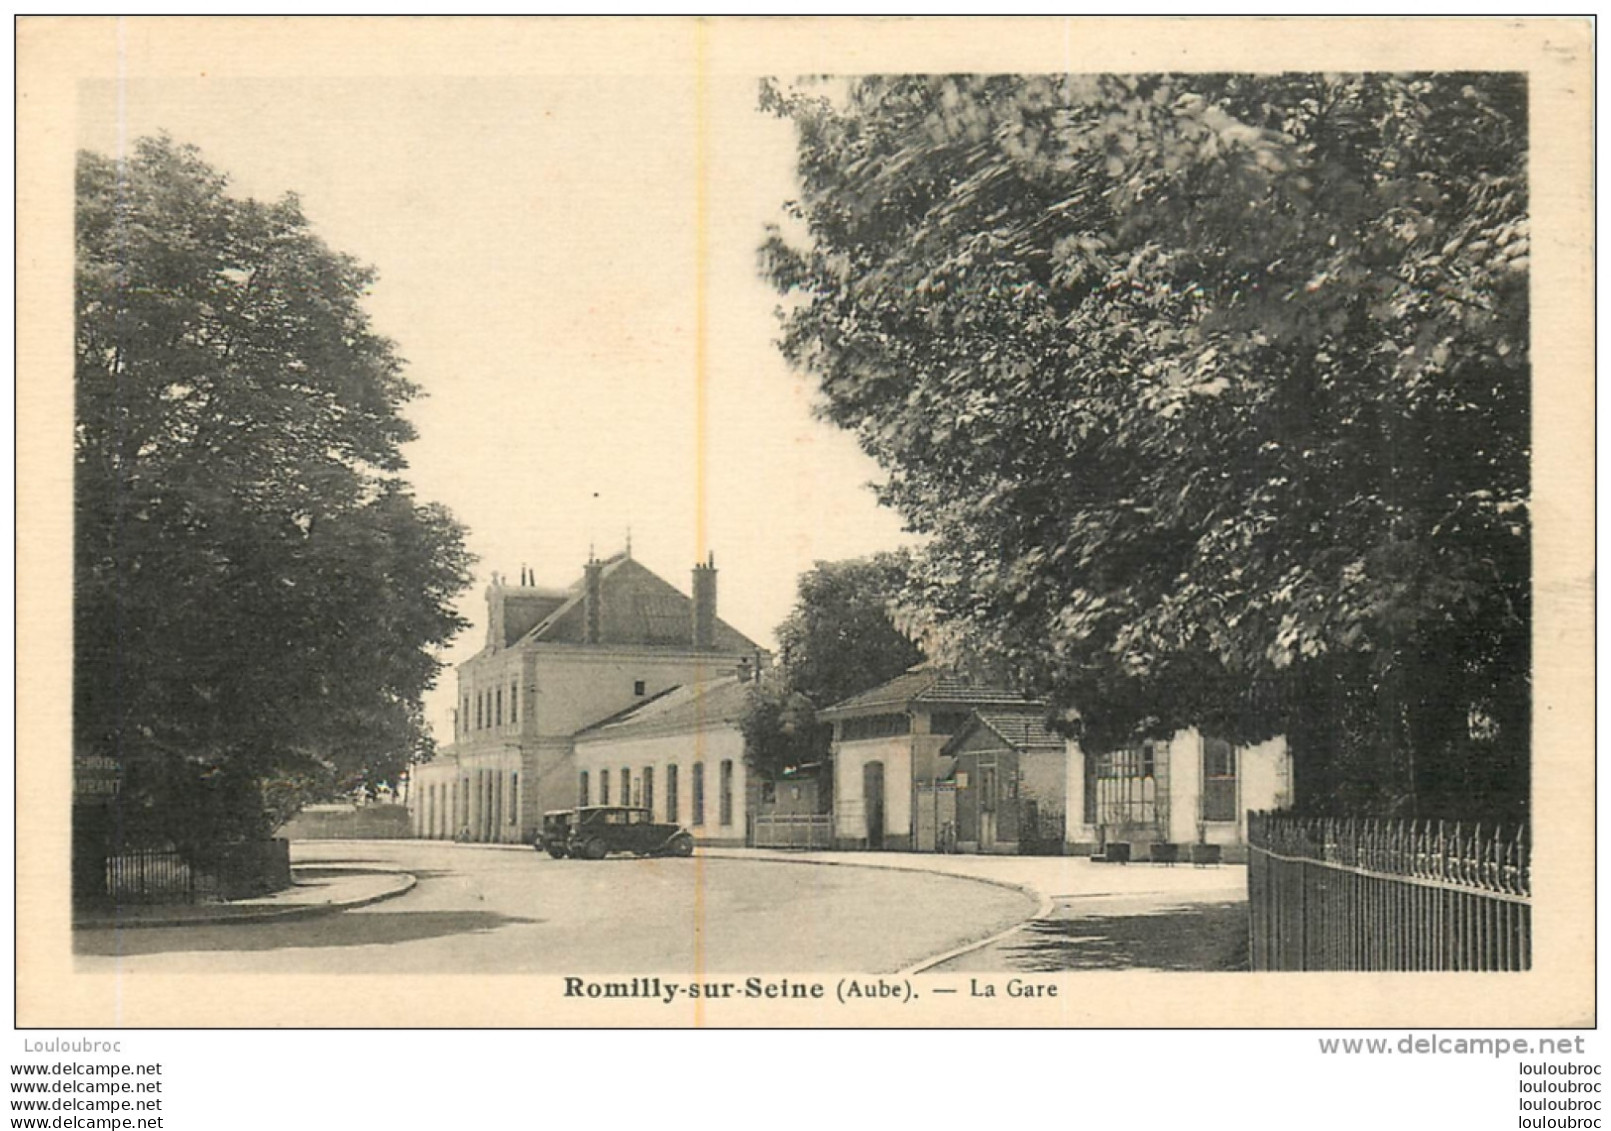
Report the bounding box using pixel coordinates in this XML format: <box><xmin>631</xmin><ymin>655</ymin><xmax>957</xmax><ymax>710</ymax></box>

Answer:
<box><xmin>1002</xmin><ymin>901</ymin><xmax>1249</xmax><ymax>972</ymax></box>
<box><xmin>74</xmin><ymin>910</ymin><xmax>540</xmax><ymax>957</ymax></box>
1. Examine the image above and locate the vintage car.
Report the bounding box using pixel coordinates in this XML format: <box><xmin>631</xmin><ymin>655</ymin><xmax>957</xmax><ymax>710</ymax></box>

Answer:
<box><xmin>538</xmin><ymin>806</ymin><xmax>695</xmax><ymax>860</ymax></box>
<box><xmin>537</xmin><ymin>810</ymin><xmax>576</xmax><ymax>858</ymax></box>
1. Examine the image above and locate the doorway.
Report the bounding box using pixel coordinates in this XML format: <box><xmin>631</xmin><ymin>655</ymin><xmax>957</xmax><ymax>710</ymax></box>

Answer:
<box><xmin>863</xmin><ymin>761</ymin><xmax>885</xmax><ymax>850</ymax></box>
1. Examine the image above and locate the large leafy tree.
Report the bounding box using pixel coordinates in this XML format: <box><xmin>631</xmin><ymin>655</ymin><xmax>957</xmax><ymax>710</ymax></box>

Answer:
<box><xmin>742</xmin><ymin>553</ymin><xmax>924</xmax><ymax>781</ymax></box>
<box><xmin>75</xmin><ymin>136</ymin><xmax>473</xmax><ymax>855</ymax></box>
<box><xmin>762</xmin><ymin>74</ymin><xmax>1528</xmax><ymax>820</ymax></box>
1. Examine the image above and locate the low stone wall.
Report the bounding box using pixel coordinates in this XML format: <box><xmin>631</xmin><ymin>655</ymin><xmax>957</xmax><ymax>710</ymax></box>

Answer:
<box><xmin>279</xmin><ymin>805</ymin><xmax>412</xmax><ymax>841</ymax></box>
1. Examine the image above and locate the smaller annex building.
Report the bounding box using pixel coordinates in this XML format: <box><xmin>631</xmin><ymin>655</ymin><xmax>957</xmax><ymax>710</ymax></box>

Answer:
<box><xmin>818</xmin><ymin>666</ymin><xmax>1047</xmax><ymax>852</ymax></box>
<box><xmin>942</xmin><ymin>711</ymin><xmax>1069</xmax><ymax>855</ymax></box>
<box><xmin>571</xmin><ymin>674</ymin><xmax>753</xmax><ymax>846</ymax></box>
<box><xmin>819</xmin><ymin>665</ymin><xmax>1295</xmax><ymax>859</ymax></box>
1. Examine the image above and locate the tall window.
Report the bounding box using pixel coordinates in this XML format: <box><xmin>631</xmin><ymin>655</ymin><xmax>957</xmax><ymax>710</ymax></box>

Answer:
<box><xmin>1201</xmin><ymin>737</ymin><xmax>1238</xmax><ymax>822</ymax></box>
<box><xmin>495</xmin><ymin>689</ymin><xmax>503</xmax><ymax>726</ymax></box>
<box><xmin>510</xmin><ymin>680</ymin><xmax>519</xmax><ymax>725</ymax></box>
<box><xmin>691</xmin><ymin>764</ymin><xmax>705</xmax><ymax>826</ymax></box>
<box><xmin>509</xmin><ymin>772</ymin><xmax>519</xmax><ymax>823</ymax></box>
<box><xmin>666</xmin><ymin>764</ymin><xmax>679</xmax><ymax>824</ymax></box>
<box><xmin>579</xmin><ymin>771</ymin><xmax>589</xmax><ymax>807</ymax></box>
<box><xmin>600</xmin><ymin>768</ymin><xmax>610</xmax><ymax>805</ymax></box>
<box><xmin>462</xmin><ymin>697</ymin><xmax>470</xmax><ymax>735</ymax></box>
<box><xmin>642</xmin><ymin>767</ymin><xmax>655</xmax><ymax>816</ymax></box>
<box><xmin>719</xmin><ymin>760</ymin><xmax>734</xmax><ymax>826</ymax></box>
<box><xmin>622</xmin><ymin>766</ymin><xmax>632</xmax><ymax>806</ymax></box>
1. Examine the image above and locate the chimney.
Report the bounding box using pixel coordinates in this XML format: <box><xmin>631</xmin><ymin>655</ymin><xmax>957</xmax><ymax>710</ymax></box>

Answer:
<box><xmin>485</xmin><ymin>572</ymin><xmax>505</xmax><ymax>649</ymax></box>
<box><xmin>583</xmin><ymin>557</ymin><xmax>604</xmax><ymax>645</ymax></box>
<box><xmin>692</xmin><ymin>552</ymin><xmax>717</xmax><ymax>650</ymax></box>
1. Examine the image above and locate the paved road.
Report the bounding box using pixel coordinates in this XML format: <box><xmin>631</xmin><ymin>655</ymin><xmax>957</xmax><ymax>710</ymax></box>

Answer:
<box><xmin>74</xmin><ymin>841</ymin><xmax>1035</xmax><ymax>975</ymax></box>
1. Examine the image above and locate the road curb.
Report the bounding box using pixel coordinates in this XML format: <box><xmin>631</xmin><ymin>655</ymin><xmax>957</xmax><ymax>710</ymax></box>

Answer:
<box><xmin>73</xmin><ymin>868</ymin><xmax>418</xmax><ymax>931</ymax></box>
<box><xmin>695</xmin><ymin>849</ymin><xmax>1054</xmax><ymax>975</ymax></box>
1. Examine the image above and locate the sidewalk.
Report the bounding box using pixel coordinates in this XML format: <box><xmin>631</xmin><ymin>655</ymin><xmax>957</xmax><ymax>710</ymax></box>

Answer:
<box><xmin>699</xmin><ymin>847</ymin><xmax>1246</xmax><ymax>905</ymax></box>
<box><xmin>699</xmin><ymin>847</ymin><xmax>1248</xmax><ymax>972</ymax></box>
<box><xmin>73</xmin><ymin>865</ymin><xmax>416</xmax><ymax>930</ymax></box>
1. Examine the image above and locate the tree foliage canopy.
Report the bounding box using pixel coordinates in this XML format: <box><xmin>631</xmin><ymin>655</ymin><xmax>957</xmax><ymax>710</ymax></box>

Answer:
<box><xmin>76</xmin><ymin>136</ymin><xmax>474</xmax><ymax>850</ymax></box>
<box><xmin>762</xmin><ymin>74</ymin><xmax>1529</xmax><ymax>819</ymax></box>
<box><xmin>741</xmin><ymin>553</ymin><xmax>923</xmax><ymax>780</ymax></box>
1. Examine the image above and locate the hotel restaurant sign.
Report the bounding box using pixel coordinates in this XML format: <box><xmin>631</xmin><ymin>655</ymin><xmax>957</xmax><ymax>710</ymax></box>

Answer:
<box><xmin>72</xmin><ymin>753</ymin><xmax>121</xmax><ymax>801</ymax></box>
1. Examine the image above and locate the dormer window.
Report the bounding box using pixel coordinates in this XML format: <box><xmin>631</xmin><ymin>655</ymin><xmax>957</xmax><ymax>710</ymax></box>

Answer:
<box><xmin>634</xmin><ymin>680</ymin><xmax>646</xmax><ymax>696</ymax></box>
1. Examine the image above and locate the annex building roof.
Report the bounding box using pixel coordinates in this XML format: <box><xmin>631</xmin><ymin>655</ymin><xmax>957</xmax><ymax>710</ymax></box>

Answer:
<box><xmin>942</xmin><ymin>709</ymin><xmax>1067</xmax><ymax>757</ymax></box>
<box><xmin>817</xmin><ymin>665</ymin><xmax>1044</xmax><ymax>721</ymax></box>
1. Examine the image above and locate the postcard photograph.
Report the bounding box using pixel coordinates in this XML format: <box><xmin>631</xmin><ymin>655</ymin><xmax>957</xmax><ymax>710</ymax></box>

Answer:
<box><xmin>15</xmin><ymin>16</ymin><xmax>1594</xmax><ymax>1030</ymax></box>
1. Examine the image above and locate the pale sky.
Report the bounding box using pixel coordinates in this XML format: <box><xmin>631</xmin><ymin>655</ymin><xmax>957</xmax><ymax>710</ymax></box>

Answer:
<box><xmin>78</xmin><ymin>68</ymin><xmax>914</xmax><ymax>734</ymax></box>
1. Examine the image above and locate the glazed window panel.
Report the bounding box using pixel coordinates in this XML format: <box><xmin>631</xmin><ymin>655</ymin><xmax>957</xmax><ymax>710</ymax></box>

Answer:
<box><xmin>841</xmin><ymin>714</ymin><xmax>910</xmax><ymax>741</ymax></box>
<box><xmin>579</xmin><ymin>771</ymin><xmax>590</xmax><ymax>807</ymax></box>
<box><xmin>719</xmin><ymin>759</ymin><xmax>734</xmax><ymax>826</ymax></box>
<box><xmin>1083</xmin><ymin>740</ymin><xmax>1169</xmax><ymax>831</ymax></box>
<box><xmin>691</xmin><ymin>763</ymin><xmax>705</xmax><ymax>827</ymax></box>
<box><xmin>600</xmin><ymin>768</ymin><xmax>610</xmax><ymax>806</ymax></box>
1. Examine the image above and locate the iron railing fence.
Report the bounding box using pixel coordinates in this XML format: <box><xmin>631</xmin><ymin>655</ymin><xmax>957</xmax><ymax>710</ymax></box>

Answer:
<box><xmin>1247</xmin><ymin>814</ymin><xmax>1530</xmax><ymax>972</ymax></box>
<box><xmin>104</xmin><ymin>847</ymin><xmax>209</xmax><ymax>904</ymax></box>
<box><xmin>98</xmin><ymin>840</ymin><xmax>293</xmax><ymax>906</ymax></box>
<box><xmin>751</xmin><ymin>814</ymin><xmax>835</xmax><ymax>850</ymax></box>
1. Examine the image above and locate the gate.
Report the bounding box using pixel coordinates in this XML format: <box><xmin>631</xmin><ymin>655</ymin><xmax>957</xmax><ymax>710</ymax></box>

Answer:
<box><xmin>914</xmin><ymin>781</ymin><xmax>957</xmax><ymax>853</ymax></box>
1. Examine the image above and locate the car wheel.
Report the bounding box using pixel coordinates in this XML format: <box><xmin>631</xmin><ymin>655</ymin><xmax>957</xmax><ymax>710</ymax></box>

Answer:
<box><xmin>546</xmin><ymin>846</ymin><xmax>568</xmax><ymax>859</ymax></box>
<box><xmin>581</xmin><ymin>838</ymin><xmax>609</xmax><ymax>861</ymax></box>
<box><xmin>666</xmin><ymin>834</ymin><xmax>694</xmax><ymax>858</ymax></box>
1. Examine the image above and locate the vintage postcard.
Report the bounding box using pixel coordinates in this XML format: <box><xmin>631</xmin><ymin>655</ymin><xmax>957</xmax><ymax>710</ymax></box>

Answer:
<box><xmin>16</xmin><ymin>16</ymin><xmax>1593</xmax><ymax>1028</ymax></box>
